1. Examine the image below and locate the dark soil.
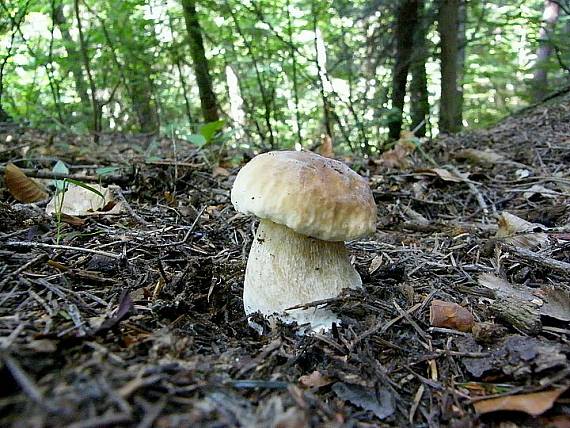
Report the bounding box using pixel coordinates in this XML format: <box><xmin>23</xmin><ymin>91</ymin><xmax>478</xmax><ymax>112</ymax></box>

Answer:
<box><xmin>0</xmin><ymin>91</ymin><xmax>569</xmax><ymax>427</ymax></box>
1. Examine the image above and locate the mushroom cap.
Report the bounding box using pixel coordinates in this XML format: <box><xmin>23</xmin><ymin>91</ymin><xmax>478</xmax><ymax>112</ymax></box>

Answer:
<box><xmin>231</xmin><ymin>151</ymin><xmax>377</xmax><ymax>241</ymax></box>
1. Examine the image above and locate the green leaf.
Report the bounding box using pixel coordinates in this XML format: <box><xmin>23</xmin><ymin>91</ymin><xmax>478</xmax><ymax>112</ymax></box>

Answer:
<box><xmin>53</xmin><ymin>160</ymin><xmax>69</xmax><ymax>192</ymax></box>
<box><xmin>64</xmin><ymin>178</ymin><xmax>105</xmax><ymax>200</ymax></box>
<box><xmin>199</xmin><ymin>120</ymin><xmax>225</xmax><ymax>142</ymax></box>
<box><xmin>96</xmin><ymin>166</ymin><xmax>120</xmax><ymax>176</ymax></box>
<box><xmin>188</xmin><ymin>134</ymin><xmax>207</xmax><ymax>147</ymax></box>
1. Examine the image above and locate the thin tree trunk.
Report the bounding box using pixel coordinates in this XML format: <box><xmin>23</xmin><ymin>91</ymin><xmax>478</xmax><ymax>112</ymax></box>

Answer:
<box><xmin>181</xmin><ymin>0</ymin><xmax>219</xmax><ymax>123</ymax></box>
<box><xmin>0</xmin><ymin>0</ymin><xmax>30</xmax><ymax>122</ymax></box>
<box><xmin>227</xmin><ymin>3</ymin><xmax>275</xmax><ymax>148</ymax></box>
<box><xmin>389</xmin><ymin>0</ymin><xmax>419</xmax><ymax>140</ymax></box>
<box><xmin>438</xmin><ymin>0</ymin><xmax>461</xmax><ymax>134</ymax></box>
<box><xmin>74</xmin><ymin>0</ymin><xmax>100</xmax><ymax>141</ymax></box>
<box><xmin>53</xmin><ymin>4</ymin><xmax>90</xmax><ymax>111</ymax></box>
<box><xmin>532</xmin><ymin>0</ymin><xmax>561</xmax><ymax>101</ymax></box>
<box><xmin>455</xmin><ymin>1</ymin><xmax>466</xmax><ymax>128</ymax></box>
<box><xmin>286</xmin><ymin>0</ymin><xmax>302</xmax><ymax>147</ymax></box>
<box><xmin>311</xmin><ymin>3</ymin><xmax>333</xmax><ymax>142</ymax></box>
<box><xmin>168</xmin><ymin>13</ymin><xmax>193</xmax><ymax>126</ymax></box>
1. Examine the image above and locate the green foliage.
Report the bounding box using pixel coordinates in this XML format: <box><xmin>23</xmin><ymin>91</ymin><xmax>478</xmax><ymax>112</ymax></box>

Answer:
<box><xmin>1</xmin><ymin>0</ymin><xmax>568</xmax><ymax>150</ymax></box>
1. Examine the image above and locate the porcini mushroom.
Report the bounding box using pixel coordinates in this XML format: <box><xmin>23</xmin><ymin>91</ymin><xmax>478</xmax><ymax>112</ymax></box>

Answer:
<box><xmin>231</xmin><ymin>151</ymin><xmax>377</xmax><ymax>330</ymax></box>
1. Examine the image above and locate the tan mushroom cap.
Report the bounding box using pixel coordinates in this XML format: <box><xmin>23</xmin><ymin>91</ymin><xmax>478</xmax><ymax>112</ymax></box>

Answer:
<box><xmin>231</xmin><ymin>151</ymin><xmax>377</xmax><ymax>241</ymax></box>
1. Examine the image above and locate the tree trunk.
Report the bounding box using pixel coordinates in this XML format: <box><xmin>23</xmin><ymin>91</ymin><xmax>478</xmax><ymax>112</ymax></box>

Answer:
<box><xmin>130</xmin><ymin>75</ymin><xmax>159</xmax><ymax>133</ymax></box>
<box><xmin>181</xmin><ymin>0</ymin><xmax>219</xmax><ymax>123</ymax></box>
<box><xmin>455</xmin><ymin>1</ymin><xmax>466</xmax><ymax>128</ymax></box>
<box><xmin>53</xmin><ymin>4</ymin><xmax>90</xmax><ymax>111</ymax></box>
<box><xmin>532</xmin><ymin>0</ymin><xmax>561</xmax><ymax>101</ymax></box>
<box><xmin>388</xmin><ymin>0</ymin><xmax>419</xmax><ymax>141</ymax></box>
<box><xmin>410</xmin><ymin>0</ymin><xmax>429</xmax><ymax>137</ymax></box>
<box><xmin>438</xmin><ymin>0</ymin><xmax>462</xmax><ymax>134</ymax></box>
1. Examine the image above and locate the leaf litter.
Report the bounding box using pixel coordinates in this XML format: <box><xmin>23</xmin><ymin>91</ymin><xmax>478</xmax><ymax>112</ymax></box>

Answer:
<box><xmin>1</xmin><ymin>91</ymin><xmax>570</xmax><ymax>426</ymax></box>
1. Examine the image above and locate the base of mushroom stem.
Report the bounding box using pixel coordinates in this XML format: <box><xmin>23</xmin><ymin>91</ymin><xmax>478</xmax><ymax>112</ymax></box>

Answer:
<box><xmin>247</xmin><ymin>306</ymin><xmax>341</xmax><ymax>334</ymax></box>
<box><xmin>243</xmin><ymin>219</ymin><xmax>363</xmax><ymax>331</ymax></box>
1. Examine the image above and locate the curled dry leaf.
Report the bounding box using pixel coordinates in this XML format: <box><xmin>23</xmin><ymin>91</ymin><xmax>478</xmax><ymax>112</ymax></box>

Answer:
<box><xmin>319</xmin><ymin>134</ymin><xmax>334</xmax><ymax>158</ymax></box>
<box><xmin>453</xmin><ymin>148</ymin><xmax>504</xmax><ymax>165</ymax></box>
<box><xmin>414</xmin><ymin>168</ymin><xmax>463</xmax><ymax>183</ymax></box>
<box><xmin>473</xmin><ymin>387</ymin><xmax>567</xmax><ymax>416</ymax></box>
<box><xmin>496</xmin><ymin>211</ymin><xmax>549</xmax><ymax>249</ymax></box>
<box><xmin>212</xmin><ymin>166</ymin><xmax>231</xmax><ymax>178</ymax></box>
<box><xmin>4</xmin><ymin>163</ymin><xmax>48</xmax><ymax>203</ymax></box>
<box><xmin>377</xmin><ymin>137</ymin><xmax>416</xmax><ymax>169</ymax></box>
<box><xmin>298</xmin><ymin>370</ymin><xmax>332</xmax><ymax>388</ymax></box>
<box><xmin>429</xmin><ymin>299</ymin><xmax>474</xmax><ymax>332</ymax></box>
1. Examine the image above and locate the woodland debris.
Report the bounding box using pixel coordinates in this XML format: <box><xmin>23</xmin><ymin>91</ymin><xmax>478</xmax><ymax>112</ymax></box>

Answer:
<box><xmin>473</xmin><ymin>387</ymin><xmax>567</xmax><ymax>416</ymax></box>
<box><xmin>4</xmin><ymin>163</ymin><xmax>48</xmax><ymax>203</ymax></box>
<box><xmin>429</xmin><ymin>299</ymin><xmax>474</xmax><ymax>332</ymax></box>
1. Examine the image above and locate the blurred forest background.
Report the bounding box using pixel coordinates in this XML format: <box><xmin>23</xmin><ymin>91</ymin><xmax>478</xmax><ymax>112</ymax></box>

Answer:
<box><xmin>1</xmin><ymin>0</ymin><xmax>569</xmax><ymax>154</ymax></box>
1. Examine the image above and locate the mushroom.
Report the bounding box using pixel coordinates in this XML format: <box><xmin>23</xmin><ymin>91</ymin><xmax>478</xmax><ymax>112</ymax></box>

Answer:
<box><xmin>231</xmin><ymin>151</ymin><xmax>377</xmax><ymax>330</ymax></box>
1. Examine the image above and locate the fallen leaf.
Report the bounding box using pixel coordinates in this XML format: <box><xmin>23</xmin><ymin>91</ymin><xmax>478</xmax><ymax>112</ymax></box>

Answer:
<box><xmin>541</xmin><ymin>287</ymin><xmax>570</xmax><ymax>322</ymax></box>
<box><xmin>59</xmin><ymin>213</ymin><xmax>86</xmax><ymax>226</ymax></box>
<box><xmin>332</xmin><ymin>382</ymin><xmax>395</xmax><ymax>420</ymax></box>
<box><xmin>369</xmin><ymin>254</ymin><xmax>383</xmax><ymax>274</ymax></box>
<box><xmin>299</xmin><ymin>371</ymin><xmax>332</xmax><ymax>388</ymax></box>
<box><xmin>456</xmin><ymin>335</ymin><xmax>567</xmax><ymax>378</ymax></box>
<box><xmin>95</xmin><ymin>291</ymin><xmax>133</xmax><ymax>334</ymax></box>
<box><xmin>478</xmin><ymin>273</ymin><xmax>543</xmax><ymax>305</ymax></box>
<box><xmin>429</xmin><ymin>300</ymin><xmax>474</xmax><ymax>332</ymax></box>
<box><xmin>212</xmin><ymin>166</ymin><xmax>231</xmax><ymax>178</ymax></box>
<box><xmin>523</xmin><ymin>184</ymin><xmax>560</xmax><ymax>200</ymax></box>
<box><xmin>377</xmin><ymin>139</ymin><xmax>416</xmax><ymax>169</ymax></box>
<box><xmin>4</xmin><ymin>163</ymin><xmax>48</xmax><ymax>202</ymax></box>
<box><xmin>414</xmin><ymin>168</ymin><xmax>463</xmax><ymax>183</ymax></box>
<box><xmin>496</xmin><ymin>211</ymin><xmax>549</xmax><ymax>249</ymax></box>
<box><xmin>319</xmin><ymin>134</ymin><xmax>334</xmax><ymax>158</ymax></box>
<box><xmin>473</xmin><ymin>388</ymin><xmax>567</xmax><ymax>416</ymax></box>
<box><xmin>454</xmin><ymin>148</ymin><xmax>504</xmax><ymax>165</ymax></box>
<box><xmin>45</xmin><ymin>183</ymin><xmax>116</xmax><ymax>216</ymax></box>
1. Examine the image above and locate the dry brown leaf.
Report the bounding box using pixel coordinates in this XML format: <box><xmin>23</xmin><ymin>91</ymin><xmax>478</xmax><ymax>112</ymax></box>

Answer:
<box><xmin>299</xmin><ymin>370</ymin><xmax>332</xmax><ymax>388</ymax></box>
<box><xmin>414</xmin><ymin>168</ymin><xmax>463</xmax><ymax>183</ymax></box>
<box><xmin>496</xmin><ymin>211</ymin><xmax>549</xmax><ymax>249</ymax></box>
<box><xmin>454</xmin><ymin>148</ymin><xmax>504</xmax><ymax>165</ymax></box>
<box><xmin>319</xmin><ymin>134</ymin><xmax>334</xmax><ymax>158</ymax></box>
<box><xmin>4</xmin><ymin>163</ymin><xmax>48</xmax><ymax>203</ymax></box>
<box><xmin>212</xmin><ymin>166</ymin><xmax>231</xmax><ymax>178</ymax></box>
<box><xmin>378</xmin><ymin>140</ymin><xmax>416</xmax><ymax>169</ymax></box>
<box><xmin>473</xmin><ymin>388</ymin><xmax>567</xmax><ymax>416</ymax></box>
<box><xmin>429</xmin><ymin>299</ymin><xmax>474</xmax><ymax>332</ymax></box>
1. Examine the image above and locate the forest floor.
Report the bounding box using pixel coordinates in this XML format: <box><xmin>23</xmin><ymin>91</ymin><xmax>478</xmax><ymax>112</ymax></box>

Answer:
<box><xmin>1</xmin><ymin>90</ymin><xmax>569</xmax><ymax>427</ymax></box>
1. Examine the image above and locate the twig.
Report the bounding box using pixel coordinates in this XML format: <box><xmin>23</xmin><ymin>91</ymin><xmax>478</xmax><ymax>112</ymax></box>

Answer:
<box><xmin>0</xmin><ymin>253</ymin><xmax>47</xmax><ymax>287</ymax></box>
<box><xmin>111</xmin><ymin>187</ymin><xmax>150</xmax><ymax>226</ymax></box>
<box><xmin>446</xmin><ymin>165</ymin><xmax>492</xmax><ymax>216</ymax></box>
<box><xmin>5</xmin><ymin>241</ymin><xmax>121</xmax><ymax>259</ymax></box>
<box><xmin>500</xmin><ymin>242</ymin><xmax>570</xmax><ymax>274</ymax></box>
<box><xmin>0</xmin><ymin>165</ymin><xmax>128</xmax><ymax>185</ymax></box>
<box><xmin>1</xmin><ymin>353</ymin><xmax>56</xmax><ymax>412</ymax></box>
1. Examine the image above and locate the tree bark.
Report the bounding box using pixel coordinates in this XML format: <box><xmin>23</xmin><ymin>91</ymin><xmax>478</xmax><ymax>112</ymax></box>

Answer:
<box><xmin>532</xmin><ymin>0</ymin><xmax>561</xmax><ymax>101</ymax></box>
<box><xmin>53</xmin><ymin>4</ymin><xmax>90</xmax><ymax>111</ymax></box>
<box><xmin>388</xmin><ymin>0</ymin><xmax>419</xmax><ymax>141</ymax></box>
<box><xmin>181</xmin><ymin>0</ymin><xmax>219</xmax><ymax>123</ymax></box>
<box><xmin>438</xmin><ymin>0</ymin><xmax>462</xmax><ymax>134</ymax></box>
<box><xmin>410</xmin><ymin>0</ymin><xmax>429</xmax><ymax>137</ymax></box>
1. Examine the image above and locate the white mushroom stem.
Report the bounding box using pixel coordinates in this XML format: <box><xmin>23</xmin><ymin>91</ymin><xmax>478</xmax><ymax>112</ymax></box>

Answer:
<box><xmin>243</xmin><ymin>219</ymin><xmax>362</xmax><ymax>330</ymax></box>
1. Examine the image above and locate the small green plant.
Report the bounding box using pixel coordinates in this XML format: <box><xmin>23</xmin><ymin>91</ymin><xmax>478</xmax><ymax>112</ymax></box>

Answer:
<box><xmin>52</xmin><ymin>161</ymin><xmax>104</xmax><ymax>244</ymax></box>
